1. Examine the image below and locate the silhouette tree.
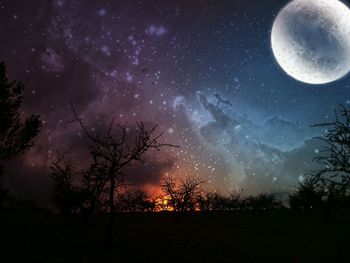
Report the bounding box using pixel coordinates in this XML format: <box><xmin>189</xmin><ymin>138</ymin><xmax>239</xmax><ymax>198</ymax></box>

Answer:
<box><xmin>50</xmin><ymin>152</ymin><xmax>91</xmax><ymax>216</ymax></box>
<box><xmin>196</xmin><ymin>191</ymin><xmax>238</xmax><ymax>212</ymax></box>
<box><xmin>161</xmin><ymin>177</ymin><xmax>202</xmax><ymax>211</ymax></box>
<box><xmin>230</xmin><ymin>192</ymin><xmax>247</xmax><ymax>213</ymax></box>
<box><xmin>0</xmin><ymin>62</ymin><xmax>41</xmax><ymax>208</ymax></box>
<box><xmin>245</xmin><ymin>193</ymin><xmax>283</xmax><ymax>215</ymax></box>
<box><xmin>116</xmin><ymin>187</ymin><xmax>156</xmax><ymax>212</ymax></box>
<box><xmin>288</xmin><ymin>181</ymin><xmax>323</xmax><ymax>211</ymax></box>
<box><xmin>304</xmin><ymin>105</ymin><xmax>350</xmax><ymax>211</ymax></box>
<box><xmin>211</xmin><ymin>193</ymin><xmax>231</xmax><ymax>211</ymax></box>
<box><xmin>196</xmin><ymin>191</ymin><xmax>217</xmax><ymax>211</ymax></box>
<box><xmin>72</xmin><ymin>107</ymin><xmax>177</xmax><ymax>248</ymax></box>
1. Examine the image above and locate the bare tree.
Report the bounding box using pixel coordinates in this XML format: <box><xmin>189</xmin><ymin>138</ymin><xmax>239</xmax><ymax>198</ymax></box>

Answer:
<box><xmin>211</xmin><ymin>193</ymin><xmax>230</xmax><ymax>211</ymax></box>
<box><xmin>226</xmin><ymin>192</ymin><xmax>244</xmax><ymax>212</ymax></box>
<box><xmin>161</xmin><ymin>177</ymin><xmax>202</xmax><ymax>212</ymax></box>
<box><xmin>50</xmin><ymin>152</ymin><xmax>91</xmax><ymax>217</ymax></box>
<box><xmin>72</xmin><ymin>106</ymin><xmax>177</xmax><ymax>248</ymax></box>
<box><xmin>288</xmin><ymin>181</ymin><xmax>323</xmax><ymax>211</ymax></box>
<box><xmin>197</xmin><ymin>191</ymin><xmax>244</xmax><ymax>212</ymax></box>
<box><xmin>196</xmin><ymin>192</ymin><xmax>217</xmax><ymax>211</ymax></box>
<box><xmin>305</xmin><ymin>105</ymin><xmax>350</xmax><ymax>208</ymax></box>
<box><xmin>116</xmin><ymin>187</ymin><xmax>156</xmax><ymax>212</ymax></box>
<box><xmin>245</xmin><ymin>193</ymin><xmax>283</xmax><ymax>213</ymax></box>
<box><xmin>198</xmin><ymin>191</ymin><xmax>284</xmax><ymax>214</ymax></box>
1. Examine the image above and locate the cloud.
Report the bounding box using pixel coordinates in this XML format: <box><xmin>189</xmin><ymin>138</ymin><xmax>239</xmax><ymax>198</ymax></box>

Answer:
<box><xmin>179</xmin><ymin>91</ymin><xmax>324</xmax><ymax>193</ymax></box>
<box><xmin>123</xmin><ymin>157</ymin><xmax>176</xmax><ymax>186</ymax></box>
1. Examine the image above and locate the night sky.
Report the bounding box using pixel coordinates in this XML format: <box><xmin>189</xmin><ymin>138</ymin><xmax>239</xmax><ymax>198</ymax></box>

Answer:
<box><xmin>2</xmin><ymin>0</ymin><xmax>350</xmax><ymax>202</ymax></box>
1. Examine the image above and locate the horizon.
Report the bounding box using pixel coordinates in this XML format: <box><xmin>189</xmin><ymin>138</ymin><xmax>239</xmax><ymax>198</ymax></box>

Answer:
<box><xmin>1</xmin><ymin>0</ymin><xmax>350</xmax><ymax>206</ymax></box>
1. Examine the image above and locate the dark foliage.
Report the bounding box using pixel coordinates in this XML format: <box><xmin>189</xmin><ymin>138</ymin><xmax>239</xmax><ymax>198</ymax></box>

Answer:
<box><xmin>245</xmin><ymin>193</ymin><xmax>284</xmax><ymax>211</ymax></box>
<box><xmin>0</xmin><ymin>62</ymin><xmax>41</xmax><ymax>161</ymax></box>
<box><xmin>288</xmin><ymin>182</ymin><xmax>323</xmax><ymax>210</ymax></box>
<box><xmin>0</xmin><ymin>62</ymin><xmax>41</xmax><ymax>209</ymax></box>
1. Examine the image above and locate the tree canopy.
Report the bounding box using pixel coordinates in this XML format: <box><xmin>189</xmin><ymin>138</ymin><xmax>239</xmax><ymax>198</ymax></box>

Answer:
<box><xmin>0</xmin><ymin>62</ymin><xmax>41</xmax><ymax>161</ymax></box>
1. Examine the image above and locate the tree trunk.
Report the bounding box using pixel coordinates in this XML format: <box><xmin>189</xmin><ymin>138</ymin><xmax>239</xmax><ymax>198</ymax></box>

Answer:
<box><xmin>106</xmin><ymin>175</ymin><xmax>115</xmax><ymax>250</ymax></box>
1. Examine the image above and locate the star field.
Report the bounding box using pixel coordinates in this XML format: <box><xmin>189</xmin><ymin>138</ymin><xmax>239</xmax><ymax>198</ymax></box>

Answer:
<box><xmin>1</xmin><ymin>0</ymin><xmax>350</xmax><ymax>201</ymax></box>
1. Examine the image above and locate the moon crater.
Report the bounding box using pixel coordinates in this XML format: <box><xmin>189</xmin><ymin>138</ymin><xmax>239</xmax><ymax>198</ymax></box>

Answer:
<box><xmin>271</xmin><ymin>0</ymin><xmax>350</xmax><ymax>84</ymax></box>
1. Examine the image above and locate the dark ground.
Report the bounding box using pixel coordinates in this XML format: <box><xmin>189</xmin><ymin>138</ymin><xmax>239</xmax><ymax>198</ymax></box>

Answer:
<box><xmin>1</xmin><ymin>210</ymin><xmax>350</xmax><ymax>263</ymax></box>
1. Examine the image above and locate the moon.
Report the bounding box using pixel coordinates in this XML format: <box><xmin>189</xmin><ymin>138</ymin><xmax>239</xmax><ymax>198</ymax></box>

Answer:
<box><xmin>271</xmin><ymin>0</ymin><xmax>350</xmax><ymax>84</ymax></box>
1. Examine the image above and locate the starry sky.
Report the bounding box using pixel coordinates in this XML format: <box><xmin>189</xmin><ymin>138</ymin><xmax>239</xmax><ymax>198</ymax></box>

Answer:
<box><xmin>1</xmin><ymin>0</ymin><xmax>350</xmax><ymax>201</ymax></box>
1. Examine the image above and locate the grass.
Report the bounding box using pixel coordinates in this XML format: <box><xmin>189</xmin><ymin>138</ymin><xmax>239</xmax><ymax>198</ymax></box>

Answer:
<box><xmin>1</xmin><ymin>210</ymin><xmax>350</xmax><ymax>262</ymax></box>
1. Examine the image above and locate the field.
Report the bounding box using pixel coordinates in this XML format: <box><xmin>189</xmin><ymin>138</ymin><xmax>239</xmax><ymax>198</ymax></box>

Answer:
<box><xmin>2</xmin><ymin>210</ymin><xmax>350</xmax><ymax>262</ymax></box>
